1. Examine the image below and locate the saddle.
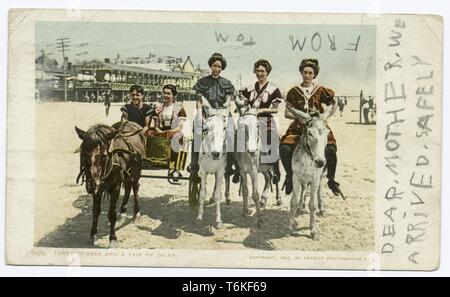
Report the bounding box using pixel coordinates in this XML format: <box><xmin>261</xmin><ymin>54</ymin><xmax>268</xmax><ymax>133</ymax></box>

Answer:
<box><xmin>109</xmin><ymin>121</ymin><xmax>147</xmax><ymax>175</ymax></box>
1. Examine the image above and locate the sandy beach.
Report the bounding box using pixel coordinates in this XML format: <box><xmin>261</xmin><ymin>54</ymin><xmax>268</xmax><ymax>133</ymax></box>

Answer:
<box><xmin>33</xmin><ymin>100</ymin><xmax>375</xmax><ymax>251</ymax></box>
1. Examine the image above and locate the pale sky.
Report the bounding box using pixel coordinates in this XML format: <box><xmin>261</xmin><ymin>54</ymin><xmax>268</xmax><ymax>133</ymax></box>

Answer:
<box><xmin>36</xmin><ymin>22</ymin><xmax>376</xmax><ymax>96</ymax></box>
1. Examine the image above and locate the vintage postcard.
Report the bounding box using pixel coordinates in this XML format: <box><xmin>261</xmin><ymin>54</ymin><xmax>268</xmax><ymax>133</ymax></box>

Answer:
<box><xmin>6</xmin><ymin>9</ymin><xmax>442</xmax><ymax>270</ymax></box>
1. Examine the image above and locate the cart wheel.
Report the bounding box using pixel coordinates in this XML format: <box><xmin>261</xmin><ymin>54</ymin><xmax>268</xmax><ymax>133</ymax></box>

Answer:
<box><xmin>188</xmin><ymin>175</ymin><xmax>201</xmax><ymax>210</ymax></box>
<box><xmin>168</xmin><ymin>170</ymin><xmax>182</xmax><ymax>185</ymax></box>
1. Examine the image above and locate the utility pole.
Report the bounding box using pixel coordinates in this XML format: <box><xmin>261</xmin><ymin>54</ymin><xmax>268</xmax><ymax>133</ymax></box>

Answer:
<box><xmin>56</xmin><ymin>37</ymin><xmax>71</xmax><ymax>102</ymax></box>
<box><xmin>359</xmin><ymin>89</ymin><xmax>363</xmax><ymax>124</ymax></box>
<box><xmin>237</xmin><ymin>73</ymin><xmax>242</xmax><ymax>90</ymax></box>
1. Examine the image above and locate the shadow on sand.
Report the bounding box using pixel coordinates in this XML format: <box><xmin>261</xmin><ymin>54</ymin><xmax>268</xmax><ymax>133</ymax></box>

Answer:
<box><xmin>36</xmin><ymin>193</ymin><xmax>309</xmax><ymax>250</ymax></box>
<box><xmin>345</xmin><ymin>122</ymin><xmax>377</xmax><ymax>125</ymax></box>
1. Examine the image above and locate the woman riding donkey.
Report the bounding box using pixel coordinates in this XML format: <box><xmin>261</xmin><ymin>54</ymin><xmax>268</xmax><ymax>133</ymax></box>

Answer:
<box><xmin>187</xmin><ymin>53</ymin><xmax>240</xmax><ymax>184</ymax></box>
<box><xmin>280</xmin><ymin>58</ymin><xmax>344</xmax><ymax>198</ymax></box>
<box><xmin>188</xmin><ymin>53</ymin><xmax>240</xmax><ymax>228</ymax></box>
<box><xmin>238</xmin><ymin>59</ymin><xmax>283</xmax><ymax>206</ymax></box>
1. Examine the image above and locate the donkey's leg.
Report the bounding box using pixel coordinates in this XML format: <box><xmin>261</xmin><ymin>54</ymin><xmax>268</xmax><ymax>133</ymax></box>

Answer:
<box><xmin>318</xmin><ymin>177</ymin><xmax>326</xmax><ymax>216</ymax></box>
<box><xmin>120</xmin><ymin>178</ymin><xmax>131</xmax><ymax>215</ymax></box>
<box><xmin>90</xmin><ymin>193</ymin><xmax>102</xmax><ymax>245</ymax></box>
<box><xmin>298</xmin><ymin>186</ymin><xmax>308</xmax><ymax>215</ymax></box>
<box><xmin>309</xmin><ymin>181</ymin><xmax>320</xmax><ymax>241</ymax></box>
<box><xmin>132</xmin><ymin>174</ymin><xmax>141</xmax><ymax>222</ymax></box>
<box><xmin>196</xmin><ymin>170</ymin><xmax>207</xmax><ymax>223</ymax></box>
<box><xmin>208</xmin><ymin>182</ymin><xmax>216</xmax><ymax>205</ymax></box>
<box><xmin>225</xmin><ymin>173</ymin><xmax>231</xmax><ymax>205</ymax></box>
<box><xmin>214</xmin><ymin>171</ymin><xmax>225</xmax><ymax>229</ymax></box>
<box><xmin>273</xmin><ymin>161</ymin><xmax>282</xmax><ymax>205</ymax></box>
<box><xmin>250</xmin><ymin>170</ymin><xmax>263</xmax><ymax>228</ymax></box>
<box><xmin>260</xmin><ymin>171</ymin><xmax>270</xmax><ymax>208</ymax></box>
<box><xmin>108</xmin><ymin>185</ymin><xmax>121</xmax><ymax>248</ymax></box>
<box><xmin>288</xmin><ymin>180</ymin><xmax>301</xmax><ymax>233</ymax></box>
<box><xmin>275</xmin><ymin>178</ymin><xmax>282</xmax><ymax>206</ymax></box>
<box><xmin>240</xmin><ymin>171</ymin><xmax>250</xmax><ymax>218</ymax></box>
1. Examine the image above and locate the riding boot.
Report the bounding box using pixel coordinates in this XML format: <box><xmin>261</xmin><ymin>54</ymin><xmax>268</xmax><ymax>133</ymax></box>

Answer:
<box><xmin>226</xmin><ymin>152</ymin><xmax>240</xmax><ymax>184</ymax></box>
<box><xmin>233</xmin><ymin>158</ymin><xmax>241</xmax><ymax>184</ymax></box>
<box><xmin>187</xmin><ymin>151</ymin><xmax>201</xmax><ymax>183</ymax></box>
<box><xmin>280</xmin><ymin>144</ymin><xmax>294</xmax><ymax>195</ymax></box>
<box><xmin>272</xmin><ymin>160</ymin><xmax>281</xmax><ymax>184</ymax></box>
<box><xmin>325</xmin><ymin>144</ymin><xmax>342</xmax><ymax>196</ymax></box>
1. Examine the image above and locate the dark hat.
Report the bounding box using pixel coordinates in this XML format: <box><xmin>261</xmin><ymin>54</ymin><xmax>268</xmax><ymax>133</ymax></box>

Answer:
<box><xmin>254</xmin><ymin>59</ymin><xmax>272</xmax><ymax>74</ymax></box>
<box><xmin>163</xmin><ymin>84</ymin><xmax>178</xmax><ymax>96</ymax></box>
<box><xmin>208</xmin><ymin>53</ymin><xmax>227</xmax><ymax>70</ymax></box>
<box><xmin>299</xmin><ymin>58</ymin><xmax>320</xmax><ymax>78</ymax></box>
<box><xmin>129</xmin><ymin>84</ymin><xmax>144</xmax><ymax>95</ymax></box>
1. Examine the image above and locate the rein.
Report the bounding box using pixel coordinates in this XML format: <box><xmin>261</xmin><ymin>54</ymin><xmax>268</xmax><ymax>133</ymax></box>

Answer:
<box><xmin>241</xmin><ymin>114</ymin><xmax>260</xmax><ymax>158</ymax></box>
<box><xmin>77</xmin><ymin>125</ymin><xmax>142</xmax><ymax>188</ymax></box>
<box><xmin>77</xmin><ymin>129</ymin><xmax>113</xmax><ymax>187</ymax></box>
<box><xmin>301</xmin><ymin>119</ymin><xmax>315</xmax><ymax>160</ymax></box>
<box><xmin>106</xmin><ymin>132</ymin><xmax>142</xmax><ymax>179</ymax></box>
<box><xmin>201</xmin><ymin>114</ymin><xmax>227</xmax><ymax>157</ymax></box>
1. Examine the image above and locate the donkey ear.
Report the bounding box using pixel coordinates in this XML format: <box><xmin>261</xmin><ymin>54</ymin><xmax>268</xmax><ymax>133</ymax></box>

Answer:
<box><xmin>286</xmin><ymin>104</ymin><xmax>311</xmax><ymax>122</ymax></box>
<box><xmin>105</xmin><ymin>130</ymin><xmax>120</xmax><ymax>142</ymax></box>
<box><xmin>75</xmin><ymin>126</ymin><xmax>87</xmax><ymax>140</ymax></box>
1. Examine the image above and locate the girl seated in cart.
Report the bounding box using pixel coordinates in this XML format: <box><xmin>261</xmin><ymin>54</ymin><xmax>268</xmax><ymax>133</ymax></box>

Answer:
<box><xmin>147</xmin><ymin>84</ymin><xmax>187</xmax><ymax>138</ymax></box>
<box><xmin>146</xmin><ymin>84</ymin><xmax>188</xmax><ymax>170</ymax></box>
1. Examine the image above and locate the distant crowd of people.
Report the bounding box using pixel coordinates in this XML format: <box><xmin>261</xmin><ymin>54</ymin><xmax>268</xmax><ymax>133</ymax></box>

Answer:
<box><xmin>362</xmin><ymin>96</ymin><xmax>376</xmax><ymax>124</ymax></box>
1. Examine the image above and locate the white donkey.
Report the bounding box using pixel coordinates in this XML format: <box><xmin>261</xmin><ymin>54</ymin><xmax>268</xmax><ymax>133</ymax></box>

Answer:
<box><xmin>196</xmin><ymin>110</ymin><xmax>228</xmax><ymax>229</ymax></box>
<box><xmin>286</xmin><ymin>104</ymin><xmax>329</xmax><ymax>240</ymax></box>
<box><xmin>229</xmin><ymin>94</ymin><xmax>264</xmax><ymax>227</ymax></box>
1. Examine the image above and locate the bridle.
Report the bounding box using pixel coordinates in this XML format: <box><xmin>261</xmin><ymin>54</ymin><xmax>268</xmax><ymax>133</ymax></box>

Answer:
<box><xmin>77</xmin><ymin>129</ymin><xmax>112</xmax><ymax>189</ymax></box>
<box><xmin>301</xmin><ymin>118</ymin><xmax>316</xmax><ymax>161</ymax></box>
<box><xmin>77</xmin><ymin>123</ymin><xmax>143</xmax><ymax>190</ymax></box>
<box><xmin>239</xmin><ymin>113</ymin><xmax>260</xmax><ymax>156</ymax></box>
<box><xmin>201</xmin><ymin>114</ymin><xmax>227</xmax><ymax>157</ymax></box>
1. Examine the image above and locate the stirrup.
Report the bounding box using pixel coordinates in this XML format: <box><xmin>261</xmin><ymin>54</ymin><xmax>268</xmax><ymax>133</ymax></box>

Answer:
<box><xmin>232</xmin><ymin>172</ymin><xmax>240</xmax><ymax>184</ymax></box>
<box><xmin>282</xmin><ymin>178</ymin><xmax>293</xmax><ymax>195</ymax></box>
<box><xmin>224</xmin><ymin>167</ymin><xmax>235</xmax><ymax>176</ymax></box>
<box><xmin>189</xmin><ymin>172</ymin><xmax>201</xmax><ymax>184</ymax></box>
<box><xmin>187</xmin><ymin>163</ymin><xmax>199</xmax><ymax>174</ymax></box>
<box><xmin>272</xmin><ymin>174</ymin><xmax>280</xmax><ymax>184</ymax></box>
<box><xmin>187</xmin><ymin>165</ymin><xmax>201</xmax><ymax>184</ymax></box>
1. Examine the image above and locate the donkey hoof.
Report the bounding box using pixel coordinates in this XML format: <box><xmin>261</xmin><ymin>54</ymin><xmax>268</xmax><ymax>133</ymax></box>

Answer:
<box><xmin>297</xmin><ymin>208</ymin><xmax>308</xmax><ymax>216</ymax></box>
<box><xmin>287</xmin><ymin>226</ymin><xmax>294</xmax><ymax>234</ymax></box>
<box><xmin>195</xmin><ymin>217</ymin><xmax>203</xmax><ymax>226</ymax></box>
<box><xmin>288</xmin><ymin>221</ymin><xmax>298</xmax><ymax>233</ymax></box>
<box><xmin>311</xmin><ymin>231</ymin><xmax>320</xmax><ymax>241</ymax></box>
<box><xmin>108</xmin><ymin>240</ymin><xmax>119</xmax><ymax>248</ymax></box>
<box><xmin>89</xmin><ymin>235</ymin><xmax>98</xmax><ymax>245</ymax></box>
<box><xmin>257</xmin><ymin>219</ymin><xmax>264</xmax><ymax>229</ymax></box>
<box><xmin>318</xmin><ymin>210</ymin><xmax>327</xmax><ymax>217</ymax></box>
<box><xmin>118</xmin><ymin>213</ymin><xmax>127</xmax><ymax>223</ymax></box>
<box><xmin>133</xmin><ymin>212</ymin><xmax>142</xmax><ymax>223</ymax></box>
<box><xmin>226</xmin><ymin>198</ymin><xmax>231</xmax><ymax>205</ymax></box>
<box><xmin>215</xmin><ymin>222</ymin><xmax>224</xmax><ymax>229</ymax></box>
<box><xmin>276</xmin><ymin>198</ymin><xmax>283</xmax><ymax>206</ymax></box>
<box><xmin>260</xmin><ymin>198</ymin><xmax>267</xmax><ymax>208</ymax></box>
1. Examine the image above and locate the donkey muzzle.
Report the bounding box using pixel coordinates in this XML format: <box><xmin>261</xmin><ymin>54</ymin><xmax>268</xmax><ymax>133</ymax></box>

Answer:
<box><xmin>247</xmin><ymin>150</ymin><xmax>257</xmax><ymax>158</ymax></box>
<box><xmin>315</xmin><ymin>159</ymin><xmax>325</xmax><ymax>168</ymax></box>
<box><xmin>211</xmin><ymin>152</ymin><xmax>221</xmax><ymax>160</ymax></box>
